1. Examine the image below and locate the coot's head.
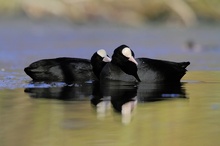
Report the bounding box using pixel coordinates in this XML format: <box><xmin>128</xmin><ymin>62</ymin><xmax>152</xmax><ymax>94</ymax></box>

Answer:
<box><xmin>91</xmin><ymin>49</ymin><xmax>111</xmax><ymax>79</ymax></box>
<box><xmin>112</xmin><ymin>45</ymin><xmax>141</xmax><ymax>82</ymax></box>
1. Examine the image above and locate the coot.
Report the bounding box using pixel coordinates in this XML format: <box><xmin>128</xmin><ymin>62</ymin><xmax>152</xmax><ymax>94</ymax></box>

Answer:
<box><xmin>24</xmin><ymin>49</ymin><xmax>111</xmax><ymax>82</ymax></box>
<box><xmin>100</xmin><ymin>45</ymin><xmax>190</xmax><ymax>83</ymax></box>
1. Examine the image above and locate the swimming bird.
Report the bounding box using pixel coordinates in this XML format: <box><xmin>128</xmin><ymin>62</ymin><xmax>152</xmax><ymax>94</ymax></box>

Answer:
<box><xmin>91</xmin><ymin>49</ymin><xmax>111</xmax><ymax>79</ymax></box>
<box><xmin>24</xmin><ymin>49</ymin><xmax>111</xmax><ymax>82</ymax></box>
<box><xmin>100</xmin><ymin>45</ymin><xmax>190</xmax><ymax>83</ymax></box>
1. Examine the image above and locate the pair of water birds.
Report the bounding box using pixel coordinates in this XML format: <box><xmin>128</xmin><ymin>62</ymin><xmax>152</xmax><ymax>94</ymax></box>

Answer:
<box><xmin>24</xmin><ymin>45</ymin><xmax>190</xmax><ymax>83</ymax></box>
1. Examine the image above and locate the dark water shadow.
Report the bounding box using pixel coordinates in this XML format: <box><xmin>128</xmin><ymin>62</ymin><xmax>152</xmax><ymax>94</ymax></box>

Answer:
<box><xmin>24</xmin><ymin>82</ymin><xmax>95</xmax><ymax>101</ymax></box>
<box><xmin>91</xmin><ymin>81</ymin><xmax>138</xmax><ymax>113</ymax></box>
<box><xmin>24</xmin><ymin>81</ymin><xmax>187</xmax><ymax>113</ymax></box>
<box><xmin>90</xmin><ymin>81</ymin><xmax>187</xmax><ymax>116</ymax></box>
<box><xmin>137</xmin><ymin>82</ymin><xmax>187</xmax><ymax>102</ymax></box>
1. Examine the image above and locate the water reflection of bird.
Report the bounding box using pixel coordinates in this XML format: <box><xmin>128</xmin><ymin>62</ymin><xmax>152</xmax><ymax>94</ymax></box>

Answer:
<box><xmin>24</xmin><ymin>49</ymin><xmax>111</xmax><ymax>82</ymax></box>
<box><xmin>24</xmin><ymin>82</ymin><xmax>95</xmax><ymax>101</ymax></box>
<box><xmin>91</xmin><ymin>81</ymin><xmax>137</xmax><ymax>124</ymax></box>
<box><xmin>137</xmin><ymin>82</ymin><xmax>187</xmax><ymax>102</ymax></box>
<box><xmin>90</xmin><ymin>80</ymin><xmax>187</xmax><ymax>124</ymax></box>
<box><xmin>102</xmin><ymin>82</ymin><xmax>137</xmax><ymax>114</ymax></box>
<box><xmin>99</xmin><ymin>45</ymin><xmax>190</xmax><ymax>83</ymax></box>
<box><xmin>24</xmin><ymin>79</ymin><xmax>187</xmax><ymax>125</ymax></box>
<box><xmin>25</xmin><ymin>81</ymin><xmax>187</xmax><ymax>102</ymax></box>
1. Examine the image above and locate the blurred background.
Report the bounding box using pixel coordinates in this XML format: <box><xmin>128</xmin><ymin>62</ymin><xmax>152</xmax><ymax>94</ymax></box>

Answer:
<box><xmin>1</xmin><ymin>0</ymin><xmax>220</xmax><ymax>26</ymax></box>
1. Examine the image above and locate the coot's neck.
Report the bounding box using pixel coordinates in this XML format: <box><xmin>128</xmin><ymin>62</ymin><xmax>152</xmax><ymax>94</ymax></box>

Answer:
<box><xmin>92</xmin><ymin>62</ymin><xmax>107</xmax><ymax>79</ymax></box>
<box><xmin>111</xmin><ymin>54</ymin><xmax>141</xmax><ymax>82</ymax></box>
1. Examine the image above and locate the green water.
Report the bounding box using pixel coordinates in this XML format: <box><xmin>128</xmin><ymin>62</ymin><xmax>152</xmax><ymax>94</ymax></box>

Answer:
<box><xmin>0</xmin><ymin>71</ymin><xmax>220</xmax><ymax>146</ymax></box>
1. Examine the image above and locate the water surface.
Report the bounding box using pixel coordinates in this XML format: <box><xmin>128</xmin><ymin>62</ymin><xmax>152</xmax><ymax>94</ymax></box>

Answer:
<box><xmin>0</xmin><ymin>71</ymin><xmax>220</xmax><ymax>146</ymax></box>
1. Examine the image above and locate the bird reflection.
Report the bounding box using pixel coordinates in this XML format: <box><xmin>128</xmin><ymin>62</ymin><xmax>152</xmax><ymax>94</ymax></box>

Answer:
<box><xmin>137</xmin><ymin>82</ymin><xmax>187</xmax><ymax>102</ymax></box>
<box><xmin>91</xmin><ymin>81</ymin><xmax>138</xmax><ymax>124</ymax></box>
<box><xmin>24</xmin><ymin>82</ymin><xmax>95</xmax><ymax>101</ymax></box>
<box><xmin>91</xmin><ymin>81</ymin><xmax>187</xmax><ymax>124</ymax></box>
<box><xmin>25</xmin><ymin>81</ymin><xmax>187</xmax><ymax>124</ymax></box>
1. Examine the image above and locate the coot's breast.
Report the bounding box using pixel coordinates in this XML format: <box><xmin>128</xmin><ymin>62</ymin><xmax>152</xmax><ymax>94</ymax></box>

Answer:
<box><xmin>100</xmin><ymin>63</ymin><xmax>136</xmax><ymax>82</ymax></box>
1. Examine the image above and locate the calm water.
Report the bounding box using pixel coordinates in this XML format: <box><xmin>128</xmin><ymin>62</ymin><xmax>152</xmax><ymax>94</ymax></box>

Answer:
<box><xmin>1</xmin><ymin>71</ymin><xmax>220</xmax><ymax>146</ymax></box>
<box><xmin>1</xmin><ymin>18</ymin><xmax>220</xmax><ymax>146</ymax></box>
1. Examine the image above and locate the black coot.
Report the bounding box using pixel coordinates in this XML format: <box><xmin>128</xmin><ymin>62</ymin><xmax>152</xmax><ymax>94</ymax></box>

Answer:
<box><xmin>100</xmin><ymin>45</ymin><xmax>190</xmax><ymax>83</ymax></box>
<box><xmin>24</xmin><ymin>49</ymin><xmax>111</xmax><ymax>82</ymax></box>
<box><xmin>91</xmin><ymin>49</ymin><xmax>111</xmax><ymax>79</ymax></box>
